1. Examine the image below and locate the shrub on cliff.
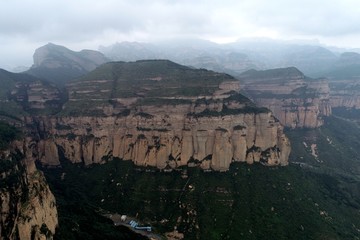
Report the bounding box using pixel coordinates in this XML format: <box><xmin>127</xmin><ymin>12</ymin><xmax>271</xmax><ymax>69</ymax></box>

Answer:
<box><xmin>0</xmin><ymin>121</ymin><xmax>21</xmax><ymax>150</ymax></box>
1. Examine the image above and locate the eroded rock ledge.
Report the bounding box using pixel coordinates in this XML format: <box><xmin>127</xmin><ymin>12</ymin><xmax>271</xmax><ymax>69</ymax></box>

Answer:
<box><xmin>240</xmin><ymin>67</ymin><xmax>331</xmax><ymax>128</ymax></box>
<box><xmin>28</xmin><ymin>108</ymin><xmax>290</xmax><ymax>171</ymax></box>
<box><xmin>0</xmin><ymin>142</ymin><xmax>58</xmax><ymax>239</ymax></box>
<box><xmin>25</xmin><ymin>60</ymin><xmax>290</xmax><ymax>171</ymax></box>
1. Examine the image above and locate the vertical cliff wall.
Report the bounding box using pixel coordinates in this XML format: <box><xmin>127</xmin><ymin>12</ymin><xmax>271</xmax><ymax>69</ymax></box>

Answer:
<box><xmin>329</xmin><ymin>79</ymin><xmax>360</xmax><ymax>109</ymax></box>
<box><xmin>0</xmin><ymin>141</ymin><xmax>58</xmax><ymax>240</ymax></box>
<box><xmin>19</xmin><ymin>60</ymin><xmax>291</xmax><ymax>171</ymax></box>
<box><xmin>28</xmin><ymin>102</ymin><xmax>290</xmax><ymax>171</ymax></box>
<box><xmin>2</xmin><ymin>60</ymin><xmax>291</xmax><ymax>172</ymax></box>
<box><xmin>240</xmin><ymin>67</ymin><xmax>331</xmax><ymax>128</ymax></box>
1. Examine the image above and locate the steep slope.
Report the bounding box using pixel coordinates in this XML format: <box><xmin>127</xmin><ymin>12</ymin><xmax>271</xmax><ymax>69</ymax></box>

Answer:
<box><xmin>0</xmin><ymin>122</ymin><xmax>58</xmax><ymax>239</ymax></box>
<box><xmin>0</xmin><ymin>68</ymin><xmax>63</xmax><ymax>119</ymax></box>
<box><xmin>37</xmin><ymin>110</ymin><xmax>360</xmax><ymax>240</ymax></box>
<box><xmin>330</xmin><ymin>80</ymin><xmax>360</xmax><ymax>109</ymax></box>
<box><xmin>321</xmin><ymin>52</ymin><xmax>360</xmax><ymax>79</ymax></box>
<box><xmin>240</xmin><ymin>67</ymin><xmax>331</xmax><ymax>128</ymax></box>
<box><xmin>29</xmin><ymin>60</ymin><xmax>290</xmax><ymax>171</ymax></box>
<box><xmin>27</xmin><ymin>43</ymin><xmax>109</xmax><ymax>85</ymax></box>
<box><xmin>321</xmin><ymin>52</ymin><xmax>360</xmax><ymax>110</ymax></box>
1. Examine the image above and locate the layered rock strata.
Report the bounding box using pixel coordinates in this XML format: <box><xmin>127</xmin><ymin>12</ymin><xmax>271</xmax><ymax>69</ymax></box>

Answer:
<box><xmin>24</xmin><ymin>60</ymin><xmax>291</xmax><ymax>171</ymax></box>
<box><xmin>1</xmin><ymin>60</ymin><xmax>291</xmax><ymax>171</ymax></box>
<box><xmin>329</xmin><ymin>79</ymin><xmax>360</xmax><ymax>109</ymax></box>
<box><xmin>29</xmin><ymin>109</ymin><xmax>290</xmax><ymax>171</ymax></box>
<box><xmin>240</xmin><ymin>67</ymin><xmax>331</xmax><ymax>128</ymax></box>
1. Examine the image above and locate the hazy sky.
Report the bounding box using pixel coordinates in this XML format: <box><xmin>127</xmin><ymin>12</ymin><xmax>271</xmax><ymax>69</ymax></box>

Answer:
<box><xmin>1</xmin><ymin>0</ymin><xmax>360</xmax><ymax>69</ymax></box>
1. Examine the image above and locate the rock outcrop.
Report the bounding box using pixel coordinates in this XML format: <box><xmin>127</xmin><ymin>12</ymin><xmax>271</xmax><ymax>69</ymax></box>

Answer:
<box><xmin>10</xmin><ymin>79</ymin><xmax>62</xmax><ymax>112</ymax></box>
<box><xmin>240</xmin><ymin>67</ymin><xmax>331</xmax><ymax>128</ymax></box>
<box><xmin>0</xmin><ymin>141</ymin><xmax>58</xmax><ymax>239</ymax></box>
<box><xmin>26</xmin><ymin>43</ymin><xmax>109</xmax><ymax>85</ymax></box>
<box><xmin>31</xmin><ymin>43</ymin><xmax>107</xmax><ymax>72</ymax></box>
<box><xmin>2</xmin><ymin>60</ymin><xmax>290</xmax><ymax>171</ymax></box>
<box><xmin>329</xmin><ymin>79</ymin><xmax>360</xmax><ymax>109</ymax></box>
<box><xmin>25</xmin><ymin>60</ymin><xmax>290</xmax><ymax>171</ymax></box>
<box><xmin>28</xmin><ymin>109</ymin><xmax>290</xmax><ymax>171</ymax></box>
<box><xmin>0</xmin><ymin>68</ymin><xmax>63</xmax><ymax>119</ymax></box>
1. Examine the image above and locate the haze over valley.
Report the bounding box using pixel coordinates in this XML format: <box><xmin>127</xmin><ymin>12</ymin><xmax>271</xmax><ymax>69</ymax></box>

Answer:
<box><xmin>1</xmin><ymin>1</ymin><xmax>360</xmax><ymax>239</ymax></box>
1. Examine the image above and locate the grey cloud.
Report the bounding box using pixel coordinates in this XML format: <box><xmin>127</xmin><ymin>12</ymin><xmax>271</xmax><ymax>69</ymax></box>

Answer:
<box><xmin>1</xmin><ymin>0</ymin><xmax>360</xmax><ymax>68</ymax></box>
<box><xmin>236</xmin><ymin>0</ymin><xmax>360</xmax><ymax>36</ymax></box>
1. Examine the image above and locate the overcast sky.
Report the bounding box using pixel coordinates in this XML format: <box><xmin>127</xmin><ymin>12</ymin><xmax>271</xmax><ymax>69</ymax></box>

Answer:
<box><xmin>1</xmin><ymin>0</ymin><xmax>360</xmax><ymax>70</ymax></box>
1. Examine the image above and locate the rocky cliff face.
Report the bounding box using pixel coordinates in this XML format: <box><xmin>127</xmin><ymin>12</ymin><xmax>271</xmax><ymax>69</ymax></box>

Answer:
<box><xmin>2</xmin><ymin>60</ymin><xmax>290</xmax><ymax>171</ymax></box>
<box><xmin>26</xmin><ymin>43</ymin><xmax>109</xmax><ymax>85</ymax></box>
<box><xmin>31</xmin><ymin>43</ymin><xmax>107</xmax><ymax>71</ymax></box>
<box><xmin>329</xmin><ymin>79</ymin><xmax>360</xmax><ymax>109</ymax></box>
<box><xmin>24</xmin><ymin>60</ymin><xmax>290</xmax><ymax>171</ymax></box>
<box><xmin>0</xmin><ymin>142</ymin><xmax>58</xmax><ymax>239</ymax></box>
<box><xmin>10</xmin><ymin>79</ymin><xmax>62</xmax><ymax>112</ymax></box>
<box><xmin>28</xmin><ymin>110</ymin><xmax>290</xmax><ymax>171</ymax></box>
<box><xmin>240</xmin><ymin>67</ymin><xmax>331</xmax><ymax>128</ymax></box>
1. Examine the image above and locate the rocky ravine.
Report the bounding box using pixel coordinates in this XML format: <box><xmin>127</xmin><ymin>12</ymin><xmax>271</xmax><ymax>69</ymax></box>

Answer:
<box><xmin>26</xmin><ymin>60</ymin><xmax>290</xmax><ymax>171</ymax></box>
<box><xmin>0</xmin><ymin>141</ymin><xmax>58</xmax><ymax>239</ymax></box>
<box><xmin>239</xmin><ymin>67</ymin><xmax>331</xmax><ymax>128</ymax></box>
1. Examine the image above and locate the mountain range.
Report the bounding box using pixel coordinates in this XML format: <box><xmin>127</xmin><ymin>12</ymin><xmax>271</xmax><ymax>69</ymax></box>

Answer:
<box><xmin>99</xmin><ymin>38</ymin><xmax>360</xmax><ymax>79</ymax></box>
<box><xmin>1</xmin><ymin>41</ymin><xmax>360</xmax><ymax>239</ymax></box>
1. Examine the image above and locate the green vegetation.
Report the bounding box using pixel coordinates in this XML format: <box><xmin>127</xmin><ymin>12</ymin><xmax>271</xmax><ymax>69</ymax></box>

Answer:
<box><xmin>38</xmin><ymin>160</ymin><xmax>148</xmax><ymax>240</ymax></box>
<box><xmin>0</xmin><ymin>154</ymin><xmax>28</xmax><ymax>240</ymax></box>
<box><xmin>0</xmin><ymin>69</ymin><xmax>16</xmax><ymax>100</ymax></box>
<box><xmin>190</xmin><ymin>104</ymin><xmax>269</xmax><ymax>118</ymax></box>
<box><xmin>41</xmin><ymin>158</ymin><xmax>360</xmax><ymax>240</ymax></box>
<box><xmin>38</xmin><ymin>111</ymin><xmax>360</xmax><ymax>239</ymax></box>
<box><xmin>0</xmin><ymin>149</ymin><xmax>25</xmax><ymax>191</ymax></box>
<box><xmin>137</xmin><ymin>98</ymin><xmax>192</xmax><ymax>106</ymax></box>
<box><xmin>287</xmin><ymin>115</ymin><xmax>360</xmax><ymax>177</ymax></box>
<box><xmin>0</xmin><ymin>69</ymin><xmax>65</xmax><ymax>117</ymax></box>
<box><xmin>55</xmin><ymin>123</ymin><xmax>72</xmax><ymax>130</ymax></box>
<box><xmin>62</xmin><ymin>60</ymin><xmax>237</xmax><ymax>116</ymax></box>
<box><xmin>0</xmin><ymin>121</ymin><xmax>21</xmax><ymax>150</ymax></box>
<box><xmin>332</xmin><ymin>107</ymin><xmax>360</xmax><ymax>122</ymax></box>
<box><xmin>239</xmin><ymin>67</ymin><xmax>305</xmax><ymax>84</ymax></box>
<box><xmin>233</xmin><ymin>125</ymin><xmax>246</xmax><ymax>130</ymax></box>
<box><xmin>245</xmin><ymin>86</ymin><xmax>318</xmax><ymax>99</ymax></box>
<box><xmin>322</xmin><ymin>64</ymin><xmax>360</xmax><ymax>79</ymax></box>
<box><xmin>0</xmin><ymin>101</ymin><xmax>28</xmax><ymax>120</ymax></box>
<box><xmin>134</xmin><ymin>112</ymin><xmax>154</xmax><ymax>119</ymax></box>
<box><xmin>59</xmin><ymin>100</ymin><xmax>108</xmax><ymax>117</ymax></box>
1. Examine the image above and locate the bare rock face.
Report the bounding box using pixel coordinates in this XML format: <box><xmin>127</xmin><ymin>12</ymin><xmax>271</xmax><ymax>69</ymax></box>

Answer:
<box><xmin>329</xmin><ymin>79</ymin><xmax>360</xmax><ymax>109</ymax></box>
<box><xmin>32</xmin><ymin>43</ymin><xmax>108</xmax><ymax>72</ymax></box>
<box><xmin>29</xmin><ymin>110</ymin><xmax>289</xmax><ymax>171</ymax></box>
<box><xmin>27</xmin><ymin>43</ymin><xmax>109</xmax><ymax>85</ymax></box>
<box><xmin>240</xmin><ymin>67</ymin><xmax>331</xmax><ymax>128</ymax></box>
<box><xmin>0</xmin><ymin>142</ymin><xmax>58</xmax><ymax>239</ymax></box>
<box><xmin>23</xmin><ymin>60</ymin><xmax>290</xmax><ymax>171</ymax></box>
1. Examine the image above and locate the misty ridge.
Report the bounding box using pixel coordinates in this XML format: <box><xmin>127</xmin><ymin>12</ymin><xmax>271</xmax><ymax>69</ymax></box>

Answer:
<box><xmin>18</xmin><ymin>38</ymin><xmax>360</xmax><ymax>84</ymax></box>
<box><xmin>78</xmin><ymin>38</ymin><xmax>360</xmax><ymax>78</ymax></box>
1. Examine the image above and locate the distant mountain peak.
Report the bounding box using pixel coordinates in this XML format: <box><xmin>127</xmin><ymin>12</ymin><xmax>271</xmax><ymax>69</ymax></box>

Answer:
<box><xmin>27</xmin><ymin>43</ymin><xmax>109</xmax><ymax>85</ymax></box>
